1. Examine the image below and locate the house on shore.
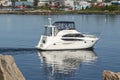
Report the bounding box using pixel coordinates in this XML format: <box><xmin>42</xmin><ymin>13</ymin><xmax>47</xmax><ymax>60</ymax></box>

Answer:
<box><xmin>0</xmin><ymin>0</ymin><xmax>11</xmax><ymax>6</ymax></box>
<box><xmin>111</xmin><ymin>1</ymin><xmax>120</xmax><ymax>5</ymax></box>
<box><xmin>38</xmin><ymin>0</ymin><xmax>63</xmax><ymax>6</ymax></box>
<box><xmin>38</xmin><ymin>0</ymin><xmax>91</xmax><ymax>10</ymax></box>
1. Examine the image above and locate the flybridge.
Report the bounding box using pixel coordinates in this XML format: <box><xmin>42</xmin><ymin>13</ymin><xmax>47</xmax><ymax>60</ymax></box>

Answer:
<box><xmin>53</xmin><ymin>21</ymin><xmax>76</xmax><ymax>30</ymax></box>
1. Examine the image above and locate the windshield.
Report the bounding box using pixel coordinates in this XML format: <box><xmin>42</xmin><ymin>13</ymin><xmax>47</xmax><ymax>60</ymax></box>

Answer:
<box><xmin>53</xmin><ymin>21</ymin><xmax>75</xmax><ymax>30</ymax></box>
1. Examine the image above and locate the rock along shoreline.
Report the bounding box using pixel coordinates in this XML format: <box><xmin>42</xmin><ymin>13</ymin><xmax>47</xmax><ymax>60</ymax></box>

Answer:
<box><xmin>0</xmin><ymin>55</ymin><xmax>25</xmax><ymax>80</ymax></box>
<box><xmin>1</xmin><ymin>10</ymin><xmax>120</xmax><ymax>15</ymax></box>
<box><xmin>103</xmin><ymin>70</ymin><xmax>120</xmax><ymax>80</ymax></box>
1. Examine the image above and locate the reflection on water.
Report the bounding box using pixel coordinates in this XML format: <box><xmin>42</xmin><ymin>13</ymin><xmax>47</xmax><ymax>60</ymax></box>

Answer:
<box><xmin>38</xmin><ymin>50</ymin><xmax>97</xmax><ymax>79</ymax></box>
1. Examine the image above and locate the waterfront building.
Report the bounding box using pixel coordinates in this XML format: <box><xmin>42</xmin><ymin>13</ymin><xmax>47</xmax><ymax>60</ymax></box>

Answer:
<box><xmin>111</xmin><ymin>1</ymin><xmax>120</xmax><ymax>5</ymax></box>
<box><xmin>0</xmin><ymin>0</ymin><xmax>11</xmax><ymax>6</ymax></box>
<box><xmin>37</xmin><ymin>0</ymin><xmax>91</xmax><ymax>10</ymax></box>
<box><xmin>38</xmin><ymin>0</ymin><xmax>64</xmax><ymax>6</ymax></box>
<box><xmin>38</xmin><ymin>0</ymin><xmax>49</xmax><ymax>6</ymax></box>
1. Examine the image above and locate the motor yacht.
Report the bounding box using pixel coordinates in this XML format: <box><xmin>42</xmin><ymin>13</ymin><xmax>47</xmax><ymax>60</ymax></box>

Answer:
<box><xmin>36</xmin><ymin>18</ymin><xmax>99</xmax><ymax>50</ymax></box>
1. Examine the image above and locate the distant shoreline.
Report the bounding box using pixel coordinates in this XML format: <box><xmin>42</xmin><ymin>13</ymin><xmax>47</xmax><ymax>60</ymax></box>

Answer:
<box><xmin>0</xmin><ymin>10</ymin><xmax>120</xmax><ymax>15</ymax></box>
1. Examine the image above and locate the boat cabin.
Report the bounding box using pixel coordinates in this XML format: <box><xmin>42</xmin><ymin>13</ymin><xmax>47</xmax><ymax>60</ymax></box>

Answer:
<box><xmin>44</xmin><ymin>21</ymin><xmax>76</xmax><ymax>36</ymax></box>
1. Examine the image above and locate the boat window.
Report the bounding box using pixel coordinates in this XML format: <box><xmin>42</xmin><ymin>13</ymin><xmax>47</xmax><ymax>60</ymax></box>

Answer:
<box><xmin>61</xmin><ymin>38</ymin><xmax>83</xmax><ymax>41</ymax></box>
<box><xmin>62</xmin><ymin>34</ymin><xmax>84</xmax><ymax>37</ymax></box>
<box><xmin>44</xmin><ymin>27</ymin><xmax>52</xmax><ymax>36</ymax></box>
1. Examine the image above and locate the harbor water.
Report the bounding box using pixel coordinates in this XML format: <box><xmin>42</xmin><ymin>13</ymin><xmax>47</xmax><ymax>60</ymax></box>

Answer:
<box><xmin>0</xmin><ymin>14</ymin><xmax>120</xmax><ymax>80</ymax></box>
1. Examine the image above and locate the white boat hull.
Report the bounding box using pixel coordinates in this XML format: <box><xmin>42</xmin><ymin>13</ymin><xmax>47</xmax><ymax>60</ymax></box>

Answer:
<box><xmin>36</xmin><ymin>35</ymin><xmax>99</xmax><ymax>50</ymax></box>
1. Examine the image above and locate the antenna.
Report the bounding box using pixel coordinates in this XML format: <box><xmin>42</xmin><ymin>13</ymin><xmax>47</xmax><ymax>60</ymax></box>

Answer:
<box><xmin>48</xmin><ymin>18</ymin><xmax>52</xmax><ymax>26</ymax></box>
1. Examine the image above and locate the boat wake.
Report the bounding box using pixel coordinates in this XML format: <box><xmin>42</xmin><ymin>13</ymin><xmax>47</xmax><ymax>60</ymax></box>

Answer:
<box><xmin>0</xmin><ymin>47</ymin><xmax>37</xmax><ymax>55</ymax></box>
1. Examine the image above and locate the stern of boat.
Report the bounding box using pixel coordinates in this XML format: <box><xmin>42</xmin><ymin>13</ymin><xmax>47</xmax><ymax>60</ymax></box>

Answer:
<box><xmin>36</xmin><ymin>35</ymin><xmax>47</xmax><ymax>49</ymax></box>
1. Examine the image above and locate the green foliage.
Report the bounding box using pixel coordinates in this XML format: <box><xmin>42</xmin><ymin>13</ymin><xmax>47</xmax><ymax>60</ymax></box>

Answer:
<box><xmin>33</xmin><ymin>0</ymin><xmax>39</xmax><ymax>7</ymax></box>
<box><xmin>106</xmin><ymin>5</ymin><xmax>120</xmax><ymax>11</ymax></box>
<box><xmin>85</xmin><ymin>5</ymin><xmax>120</xmax><ymax>11</ymax></box>
<box><xmin>85</xmin><ymin>6</ymin><xmax>103</xmax><ymax>11</ymax></box>
<box><xmin>34</xmin><ymin>6</ymin><xmax>51</xmax><ymax>10</ymax></box>
<box><xmin>40</xmin><ymin>6</ymin><xmax>51</xmax><ymax>10</ymax></box>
